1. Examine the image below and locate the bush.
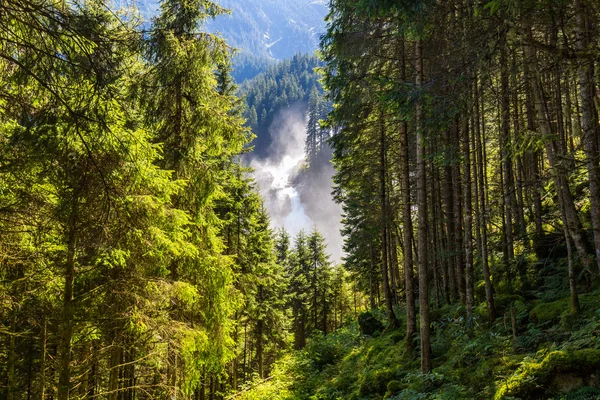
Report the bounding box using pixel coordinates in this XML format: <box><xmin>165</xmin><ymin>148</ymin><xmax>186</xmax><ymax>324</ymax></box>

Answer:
<box><xmin>386</xmin><ymin>380</ymin><xmax>403</xmax><ymax>397</ymax></box>
<box><xmin>304</xmin><ymin>324</ymin><xmax>359</xmax><ymax>370</ymax></box>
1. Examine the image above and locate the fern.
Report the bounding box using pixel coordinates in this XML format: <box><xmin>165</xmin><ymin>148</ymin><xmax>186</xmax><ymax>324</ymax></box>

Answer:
<box><xmin>564</xmin><ymin>386</ymin><xmax>600</xmax><ymax>400</ymax></box>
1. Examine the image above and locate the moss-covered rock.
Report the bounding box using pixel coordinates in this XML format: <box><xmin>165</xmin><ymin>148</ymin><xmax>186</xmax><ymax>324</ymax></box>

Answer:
<box><xmin>494</xmin><ymin>349</ymin><xmax>600</xmax><ymax>399</ymax></box>
<box><xmin>530</xmin><ymin>297</ymin><xmax>570</xmax><ymax>325</ymax></box>
<box><xmin>529</xmin><ymin>292</ymin><xmax>600</xmax><ymax>325</ymax></box>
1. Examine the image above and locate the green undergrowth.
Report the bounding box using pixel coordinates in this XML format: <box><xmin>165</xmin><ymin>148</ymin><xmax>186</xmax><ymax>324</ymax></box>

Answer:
<box><xmin>238</xmin><ymin>290</ymin><xmax>600</xmax><ymax>400</ymax></box>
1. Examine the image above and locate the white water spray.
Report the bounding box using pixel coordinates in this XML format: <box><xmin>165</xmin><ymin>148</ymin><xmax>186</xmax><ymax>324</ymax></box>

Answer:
<box><xmin>251</xmin><ymin>106</ymin><xmax>315</xmax><ymax>240</ymax></box>
<box><xmin>250</xmin><ymin>105</ymin><xmax>344</xmax><ymax>263</ymax></box>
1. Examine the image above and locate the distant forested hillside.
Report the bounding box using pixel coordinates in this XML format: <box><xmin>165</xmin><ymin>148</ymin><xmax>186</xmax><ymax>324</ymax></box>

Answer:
<box><xmin>133</xmin><ymin>0</ymin><xmax>327</xmax><ymax>82</ymax></box>
<box><xmin>241</xmin><ymin>54</ymin><xmax>324</xmax><ymax>156</ymax></box>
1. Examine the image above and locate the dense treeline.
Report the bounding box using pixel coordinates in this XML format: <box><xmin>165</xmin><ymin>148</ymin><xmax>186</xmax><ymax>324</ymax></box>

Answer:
<box><xmin>240</xmin><ymin>54</ymin><xmax>324</xmax><ymax>156</ymax></box>
<box><xmin>321</xmin><ymin>0</ymin><xmax>600</xmax><ymax>375</ymax></box>
<box><xmin>0</xmin><ymin>1</ymin><xmax>349</xmax><ymax>399</ymax></box>
<box><xmin>305</xmin><ymin>86</ymin><xmax>334</xmax><ymax>168</ymax></box>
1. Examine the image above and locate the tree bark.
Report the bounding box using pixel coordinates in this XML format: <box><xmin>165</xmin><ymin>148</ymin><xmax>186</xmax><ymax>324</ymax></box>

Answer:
<box><xmin>40</xmin><ymin>316</ymin><xmax>47</xmax><ymax>400</ymax></box>
<box><xmin>57</xmin><ymin>199</ymin><xmax>78</xmax><ymax>400</ymax></box>
<box><xmin>400</xmin><ymin>111</ymin><xmax>417</xmax><ymax>353</ymax></box>
<box><xmin>462</xmin><ymin>116</ymin><xmax>474</xmax><ymax>319</ymax></box>
<box><xmin>380</xmin><ymin>107</ymin><xmax>399</xmax><ymax>327</ymax></box>
<box><xmin>476</xmin><ymin>78</ymin><xmax>497</xmax><ymax>323</ymax></box>
<box><xmin>416</xmin><ymin>37</ymin><xmax>431</xmax><ymax>374</ymax></box>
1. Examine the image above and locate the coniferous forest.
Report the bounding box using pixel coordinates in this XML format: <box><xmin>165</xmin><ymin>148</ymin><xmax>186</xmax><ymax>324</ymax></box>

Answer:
<box><xmin>3</xmin><ymin>0</ymin><xmax>600</xmax><ymax>399</ymax></box>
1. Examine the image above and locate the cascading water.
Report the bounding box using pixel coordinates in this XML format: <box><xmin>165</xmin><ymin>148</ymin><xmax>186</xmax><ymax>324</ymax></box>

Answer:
<box><xmin>251</xmin><ymin>107</ymin><xmax>314</xmax><ymax>239</ymax></box>
<box><xmin>250</xmin><ymin>105</ymin><xmax>344</xmax><ymax>262</ymax></box>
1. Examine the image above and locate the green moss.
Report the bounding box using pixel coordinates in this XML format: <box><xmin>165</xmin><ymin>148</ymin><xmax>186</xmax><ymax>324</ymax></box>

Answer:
<box><xmin>494</xmin><ymin>349</ymin><xmax>600</xmax><ymax>399</ymax></box>
<box><xmin>530</xmin><ymin>292</ymin><xmax>600</xmax><ymax>325</ymax></box>
<box><xmin>359</xmin><ymin>368</ymin><xmax>392</xmax><ymax>396</ymax></box>
<box><xmin>530</xmin><ymin>297</ymin><xmax>569</xmax><ymax>325</ymax></box>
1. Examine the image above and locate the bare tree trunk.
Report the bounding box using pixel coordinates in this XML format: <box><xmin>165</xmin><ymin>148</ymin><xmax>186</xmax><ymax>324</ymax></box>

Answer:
<box><xmin>400</xmin><ymin>92</ymin><xmax>417</xmax><ymax>352</ymax></box>
<box><xmin>512</xmin><ymin>56</ymin><xmax>529</xmax><ymax>248</ymax></box>
<box><xmin>500</xmin><ymin>46</ymin><xmax>515</xmax><ymax>276</ymax></box>
<box><xmin>562</xmin><ymin>202</ymin><xmax>581</xmax><ymax>314</ymax></box>
<box><xmin>433</xmin><ymin>160</ymin><xmax>448</xmax><ymax>304</ymax></box>
<box><xmin>523</xmin><ymin>55</ymin><xmax>544</xmax><ymax>242</ymax></box>
<box><xmin>444</xmin><ymin>145</ymin><xmax>457</xmax><ymax>301</ymax></box>
<box><xmin>257</xmin><ymin>316</ymin><xmax>264</xmax><ymax>379</ymax></box>
<box><xmin>416</xmin><ymin>37</ymin><xmax>431</xmax><ymax>374</ymax></box>
<box><xmin>380</xmin><ymin>107</ymin><xmax>399</xmax><ymax>327</ymax></box>
<box><xmin>476</xmin><ymin>78</ymin><xmax>497</xmax><ymax>323</ymax></box>
<box><xmin>40</xmin><ymin>316</ymin><xmax>47</xmax><ymax>400</ymax></box>
<box><xmin>57</xmin><ymin>200</ymin><xmax>78</xmax><ymax>400</ymax></box>
<box><xmin>431</xmin><ymin>160</ymin><xmax>441</xmax><ymax>308</ymax></box>
<box><xmin>462</xmin><ymin>116</ymin><xmax>474</xmax><ymax>319</ymax></box>
<box><xmin>453</xmin><ymin>121</ymin><xmax>465</xmax><ymax>303</ymax></box>
<box><xmin>108</xmin><ymin>344</ymin><xmax>121</xmax><ymax>400</ymax></box>
<box><xmin>7</xmin><ymin>310</ymin><xmax>16</xmax><ymax>400</ymax></box>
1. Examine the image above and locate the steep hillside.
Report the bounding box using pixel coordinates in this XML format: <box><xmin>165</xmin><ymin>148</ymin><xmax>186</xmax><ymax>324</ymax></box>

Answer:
<box><xmin>238</xmin><ymin>289</ymin><xmax>600</xmax><ymax>400</ymax></box>
<box><xmin>206</xmin><ymin>0</ymin><xmax>327</xmax><ymax>61</ymax></box>
<box><xmin>132</xmin><ymin>0</ymin><xmax>327</xmax><ymax>81</ymax></box>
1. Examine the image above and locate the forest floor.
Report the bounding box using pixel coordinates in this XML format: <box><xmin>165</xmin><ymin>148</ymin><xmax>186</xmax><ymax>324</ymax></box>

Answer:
<box><xmin>238</xmin><ymin>265</ymin><xmax>600</xmax><ymax>400</ymax></box>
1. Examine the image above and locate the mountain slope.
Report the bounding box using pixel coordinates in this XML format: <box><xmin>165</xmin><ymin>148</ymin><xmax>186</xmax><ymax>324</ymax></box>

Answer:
<box><xmin>133</xmin><ymin>0</ymin><xmax>328</xmax><ymax>81</ymax></box>
<box><xmin>206</xmin><ymin>0</ymin><xmax>327</xmax><ymax>60</ymax></box>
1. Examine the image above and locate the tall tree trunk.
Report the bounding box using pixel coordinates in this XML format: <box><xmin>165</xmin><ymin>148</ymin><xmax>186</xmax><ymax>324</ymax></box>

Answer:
<box><xmin>476</xmin><ymin>78</ymin><xmax>497</xmax><ymax>323</ymax></box>
<box><xmin>500</xmin><ymin>46</ymin><xmax>515</xmax><ymax>273</ymax></box>
<box><xmin>512</xmin><ymin>56</ymin><xmax>529</xmax><ymax>248</ymax></box>
<box><xmin>40</xmin><ymin>316</ymin><xmax>47</xmax><ymax>400</ymax></box>
<box><xmin>444</xmin><ymin>148</ymin><xmax>457</xmax><ymax>301</ymax></box>
<box><xmin>416</xmin><ymin>37</ymin><xmax>431</xmax><ymax>374</ymax></box>
<box><xmin>108</xmin><ymin>344</ymin><xmax>121</xmax><ymax>400</ymax></box>
<box><xmin>433</xmin><ymin>160</ymin><xmax>447</xmax><ymax>305</ymax></box>
<box><xmin>57</xmin><ymin>200</ymin><xmax>78</xmax><ymax>400</ymax></box>
<box><xmin>380</xmin><ymin>107</ymin><xmax>399</xmax><ymax>327</ymax></box>
<box><xmin>257</xmin><ymin>317</ymin><xmax>264</xmax><ymax>379</ymax></box>
<box><xmin>453</xmin><ymin>121</ymin><xmax>465</xmax><ymax>303</ymax></box>
<box><xmin>7</xmin><ymin>310</ymin><xmax>16</xmax><ymax>400</ymax></box>
<box><xmin>400</xmin><ymin>98</ymin><xmax>417</xmax><ymax>352</ymax></box>
<box><xmin>523</xmin><ymin>55</ymin><xmax>544</xmax><ymax>242</ymax></box>
<box><xmin>462</xmin><ymin>116</ymin><xmax>474</xmax><ymax>319</ymax></box>
<box><xmin>431</xmin><ymin>160</ymin><xmax>441</xmax><ymax>307</ymax></box>
<box><xmin>562</xmin><ymin>202</ymin><xmax>581</xmax><ymax>314</ymax></box>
